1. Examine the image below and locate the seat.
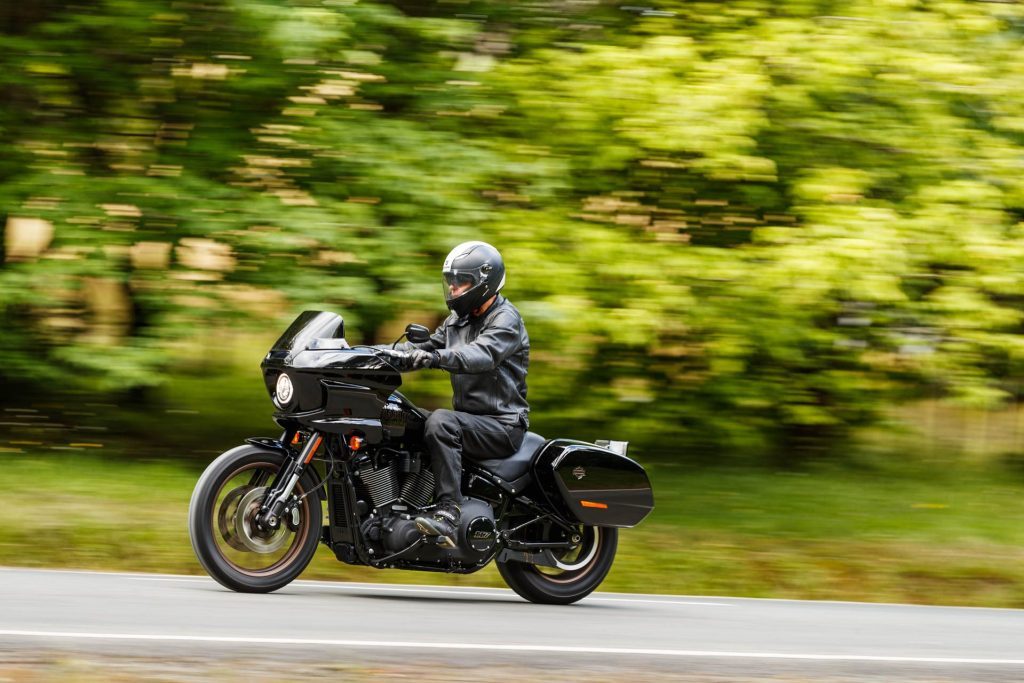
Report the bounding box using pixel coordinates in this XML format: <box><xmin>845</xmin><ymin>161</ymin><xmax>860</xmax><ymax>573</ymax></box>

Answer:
<box><xmin>474</xmin><ymin>431</ymin><xmax>546</xmax><ymax>483</ymax></box>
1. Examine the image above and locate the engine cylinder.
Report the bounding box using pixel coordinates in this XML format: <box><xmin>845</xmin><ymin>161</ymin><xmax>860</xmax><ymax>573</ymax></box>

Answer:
<box><xmin>399</xmin><ymin>468</ymin><xmax>435</xmax><ymax>509</ymax></box>
<box><xmin>354</xmin><ymin>460</ymin><xmax>399</xmax><ymax>509</ymax></box>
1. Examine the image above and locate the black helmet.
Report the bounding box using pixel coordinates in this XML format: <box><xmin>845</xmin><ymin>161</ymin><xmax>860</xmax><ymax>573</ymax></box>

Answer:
<box><xmin>442</xmin><ymin>241</ymin><xmax>506</xmax><ymax>318</ymax></box>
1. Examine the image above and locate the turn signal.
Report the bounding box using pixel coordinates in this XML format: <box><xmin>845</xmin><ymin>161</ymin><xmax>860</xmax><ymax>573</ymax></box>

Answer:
<box><xmin>580</xmin><ymin>500</ymin><xmax>608</xmax><ymax>509</ymax></box>
<box><xmin>348</xmin><ymin>435</ymin><xmax>364</xmax><ymax>452</ymax></box>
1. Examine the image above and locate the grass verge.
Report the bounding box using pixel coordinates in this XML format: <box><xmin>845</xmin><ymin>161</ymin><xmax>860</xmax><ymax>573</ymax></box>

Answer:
<box><xmin>1</xmin><ymin>451</ymin><xmax>1023</xmax><ymax>607</ymax></box>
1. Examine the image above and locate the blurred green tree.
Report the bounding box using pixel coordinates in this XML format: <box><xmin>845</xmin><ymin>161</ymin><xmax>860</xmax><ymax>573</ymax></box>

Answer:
<box><xmin>3</xmin><ymin>0</ymin><xmax>1024</xmax><ymax>463</ymax></box>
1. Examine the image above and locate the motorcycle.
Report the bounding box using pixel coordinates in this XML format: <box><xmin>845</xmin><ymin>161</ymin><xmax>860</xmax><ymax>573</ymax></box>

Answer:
<box><xmin>188</xmin><ymin>311</ymin><xmax>655</xmax><ymax>604</ymax></box>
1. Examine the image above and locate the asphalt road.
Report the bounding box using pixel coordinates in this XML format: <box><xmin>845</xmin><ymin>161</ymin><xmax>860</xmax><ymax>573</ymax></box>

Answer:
<box><xmin>1</xmin><ymin>567</ymin><xmax>1023</xmax><ymax>681</ymax></box>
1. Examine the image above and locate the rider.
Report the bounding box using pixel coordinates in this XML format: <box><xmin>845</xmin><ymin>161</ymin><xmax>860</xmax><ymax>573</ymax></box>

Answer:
<box><xmin>382</xmin><ymin>241</ymin><xmax>530</xmax><ymax>549</ymax></box>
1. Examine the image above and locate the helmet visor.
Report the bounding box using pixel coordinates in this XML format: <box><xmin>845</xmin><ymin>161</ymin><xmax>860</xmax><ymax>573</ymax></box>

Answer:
<box><xmin>443</xmin><ymin>270</ymin><xmax>479</xmax><ymax>301</ymax></box>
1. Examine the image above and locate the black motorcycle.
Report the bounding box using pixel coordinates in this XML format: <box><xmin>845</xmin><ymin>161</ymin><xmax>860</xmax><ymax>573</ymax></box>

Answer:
<box><xmin>188</xmin><ymin>311</ymin><xmax>654</xmax><ymax>604</ymax></box>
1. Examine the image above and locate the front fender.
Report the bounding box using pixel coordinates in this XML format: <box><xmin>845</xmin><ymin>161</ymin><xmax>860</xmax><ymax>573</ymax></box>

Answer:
<box><xmin>245</xmin><ymin>437</ymin><xmax>292</xmax><ymax>457</ymax></box>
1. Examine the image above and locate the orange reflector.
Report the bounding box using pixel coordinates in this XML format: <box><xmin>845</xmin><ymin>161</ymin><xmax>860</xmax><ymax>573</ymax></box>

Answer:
<box><xmin>348</xmin><ymin>435</ymin><xmax>364</xmax><ymax>452</ymax></box>
<box><xmin>303</xmin><ymin>436</ymin><xmax>324</xmax><ymax>464</ymax></box>
<box><xmin>580</xmin><ymin>500</ymin><xmax>608</xmax><ymax>509</ymax></box>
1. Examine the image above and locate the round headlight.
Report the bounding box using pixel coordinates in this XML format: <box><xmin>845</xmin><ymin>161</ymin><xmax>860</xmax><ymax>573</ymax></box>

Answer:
<box><xmin>275</xmin><ymin>373</ymin><xmax>294</xmax><ymax>407</ymax></box>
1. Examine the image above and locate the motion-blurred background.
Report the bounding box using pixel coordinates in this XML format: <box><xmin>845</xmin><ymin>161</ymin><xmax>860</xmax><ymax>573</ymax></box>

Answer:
<box><xmin>2</xmin><ymin>0</ymin><xmax>1024</xmax><ymax>606</ymax></box>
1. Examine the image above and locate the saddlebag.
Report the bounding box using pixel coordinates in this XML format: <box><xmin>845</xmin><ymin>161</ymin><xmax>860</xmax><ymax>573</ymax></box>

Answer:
<box><xmin>531</xmin><ymin>440</ymin><xmax>654</xmax><ymax>528</ymax></box>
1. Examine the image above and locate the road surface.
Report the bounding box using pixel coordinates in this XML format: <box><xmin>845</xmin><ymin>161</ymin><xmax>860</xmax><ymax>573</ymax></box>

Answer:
<box><xmin>0</xmin><ymin>567</ymin><xmax>1022</xmax><ymax>681</ymax></box>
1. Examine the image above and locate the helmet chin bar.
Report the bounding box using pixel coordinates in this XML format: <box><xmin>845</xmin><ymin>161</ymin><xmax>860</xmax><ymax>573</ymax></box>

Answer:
<box><xmin>446</xmin><ymin>280</ymin><xmax>491</xmax><ymax>318</ymax></box>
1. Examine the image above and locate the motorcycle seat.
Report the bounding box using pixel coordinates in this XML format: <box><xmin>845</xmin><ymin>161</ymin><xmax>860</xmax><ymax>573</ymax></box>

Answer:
<box><xmin>474</xmin><ymin>431</ymin><xmax>546</xmax><ymax>484</ymax></box>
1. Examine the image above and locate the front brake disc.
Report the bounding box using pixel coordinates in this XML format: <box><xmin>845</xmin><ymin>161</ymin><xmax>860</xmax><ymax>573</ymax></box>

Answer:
<box><xmin>234</xmin><ymin>487</ymin><xmax>290</xmax><ymax>554</ymax></box>
<box><xmin>217</xmin><ymin>486</ymin><xmax>252</xmax><ymax>552</ymax></box>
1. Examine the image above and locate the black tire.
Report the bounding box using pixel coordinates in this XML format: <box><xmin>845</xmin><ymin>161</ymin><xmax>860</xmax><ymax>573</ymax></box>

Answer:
<box><xmin>188</xmin><ymin>445</ymin><xmax>322</xmax><ymax>593</ymax></box>
<box><xmin>497</xmin><ymin>525</ymin><xmax>618</xmax><ymax>605</ymax></box>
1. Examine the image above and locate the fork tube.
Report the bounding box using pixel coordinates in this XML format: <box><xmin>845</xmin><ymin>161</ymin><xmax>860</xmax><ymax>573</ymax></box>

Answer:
<box><xmin>258</xmin><ymin>433</ymin><xmax>323</xmax><ymax>531</ymax></box>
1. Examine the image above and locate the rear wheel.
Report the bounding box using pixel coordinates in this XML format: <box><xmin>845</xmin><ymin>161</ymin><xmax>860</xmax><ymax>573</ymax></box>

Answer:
<box><xmin>497</xmin><ymin>523</ymin><xmax>618</xmax><ymax>605</ymax></box>
<box><xmin>188</xmin><ymin>446</ymin><xmax>322</xmax><ymax>593</ymax></box>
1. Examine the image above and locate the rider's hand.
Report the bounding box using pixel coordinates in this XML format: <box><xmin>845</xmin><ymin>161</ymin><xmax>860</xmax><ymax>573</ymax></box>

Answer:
<box><xmin>379</xmin><ymin>349</ymin><xmax>437</xmax><ymax>371</ymax></box>
<box><xmin>407</xmin><ymin>350</ymin><xmax>439</xmax><ymax>370</ymax></box>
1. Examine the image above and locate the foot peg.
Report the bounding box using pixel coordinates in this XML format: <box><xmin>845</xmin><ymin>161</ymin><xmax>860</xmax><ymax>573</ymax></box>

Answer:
<box><xmin>415</xmin><ymin>522</ymin><xmax>457</xmax><ymax>549</ymax></box>
<box><xmin>425</xmin><ymin>533</ymin><xmax>453</xmax><ymax>547</ymax></box>
<box><xmin>414</xmin><ymin>503</ymin><xmax>460</xmax><ymax>550</ymax></box>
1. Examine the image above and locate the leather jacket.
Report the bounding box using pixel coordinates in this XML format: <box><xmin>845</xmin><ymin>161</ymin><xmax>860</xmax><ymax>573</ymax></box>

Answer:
<box><xmin>398</xmin><ymin>295</ymin><xmax>530</xmax><ymax>428</ymax></box>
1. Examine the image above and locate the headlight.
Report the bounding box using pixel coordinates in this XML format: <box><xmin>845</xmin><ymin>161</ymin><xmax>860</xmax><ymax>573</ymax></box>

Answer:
<box><xmin>275</xmin><ymin>373</ymin><xmax>294</xmax><ymax>407</ymax></box>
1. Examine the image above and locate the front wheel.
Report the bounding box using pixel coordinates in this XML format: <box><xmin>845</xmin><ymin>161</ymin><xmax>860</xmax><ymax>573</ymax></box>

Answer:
<box><xmin>188</xmin><ymin>445</ymin><xmax>322</xmax><ymax>593</ymax></box>
<box><xmin>497</xmin><ymin>525</ymin><xmax>618</xmax><ymax>605</ymax></box>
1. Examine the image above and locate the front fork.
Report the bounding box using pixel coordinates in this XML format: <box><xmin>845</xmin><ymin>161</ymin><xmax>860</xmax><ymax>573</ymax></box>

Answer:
<box><xmin>256</xmin><ymin>432</ymin><xmax>322</xmax><ymax>532</ymax></box>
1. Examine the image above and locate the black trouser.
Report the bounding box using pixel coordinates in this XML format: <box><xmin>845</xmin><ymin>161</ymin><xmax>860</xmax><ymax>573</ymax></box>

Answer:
<box><xmin>423</xmin><ymin>409</ymin><xmax>525</xmax><ymax>504</ymax></box>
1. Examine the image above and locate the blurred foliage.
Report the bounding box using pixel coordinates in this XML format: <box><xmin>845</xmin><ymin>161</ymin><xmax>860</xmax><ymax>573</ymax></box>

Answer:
<box><xmin>4</xmin><ymin>0</ymin><xmax>1024</xmax><ymax>462</ymax></box>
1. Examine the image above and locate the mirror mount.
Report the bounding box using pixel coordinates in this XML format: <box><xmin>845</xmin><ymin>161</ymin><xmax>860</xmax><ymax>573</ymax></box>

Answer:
<box><xmin>405</xmin><ymin>324</ymin><xmax>431</xmax><ymax>344</ymax></box>
<box><xmin>391</xmin><ymin>323</ymin><xmax>431</xmax><ymax>348</ymax></box>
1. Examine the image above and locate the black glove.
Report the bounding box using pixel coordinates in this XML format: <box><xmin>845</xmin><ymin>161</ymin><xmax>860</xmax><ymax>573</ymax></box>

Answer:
<box><xmin>407</xmin><ymin>349</ymin><xmax>439</xmax><ymax>370</ymax></box>
<box><xmin>379</xmin><ymin>349</ymin><xmax>438</xmax><ymax>371</ymax></box>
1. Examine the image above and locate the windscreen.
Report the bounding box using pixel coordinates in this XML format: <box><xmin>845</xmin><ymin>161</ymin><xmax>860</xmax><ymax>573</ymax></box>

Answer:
<box><xmin>268</xmin><ymin>311</ymin><xmax>345</xmax><ymax>354</ymax></box>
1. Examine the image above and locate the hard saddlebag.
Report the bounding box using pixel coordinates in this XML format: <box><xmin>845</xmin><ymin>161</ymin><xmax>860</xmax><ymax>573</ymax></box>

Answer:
<box><xmin>532</xmin><ymin>439</ymin><xmax>654</xmax><ymax>527</ymax></box>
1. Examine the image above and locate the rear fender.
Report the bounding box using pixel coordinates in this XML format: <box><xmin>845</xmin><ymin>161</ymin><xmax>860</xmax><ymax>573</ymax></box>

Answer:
<box><xmin>531</xmin><ymin>440</ymin><xmax>654</xmax><ymax>527</ymax></box>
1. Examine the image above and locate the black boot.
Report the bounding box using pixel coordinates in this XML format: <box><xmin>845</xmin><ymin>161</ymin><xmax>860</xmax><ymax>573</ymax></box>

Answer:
<box><xmin>415</xmin><ymin>501</ymin><xmax>461</xmax><ymax>549</ymax></box>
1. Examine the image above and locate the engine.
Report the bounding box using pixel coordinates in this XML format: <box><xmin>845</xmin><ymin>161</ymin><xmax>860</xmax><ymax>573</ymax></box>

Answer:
<box><xmin>353</xmin><ymin>450</ymin><xmax>435</xmax><ymax>511</ymax></box>
<box><xmin>342</xmin><ymin>449</ymin><xmax>498</xmax><ymax>566</ymax></box>
<box><xmin>378</xmin><ymin>497</ymin><xmax>497</xmax><ymax>560</ymax></box>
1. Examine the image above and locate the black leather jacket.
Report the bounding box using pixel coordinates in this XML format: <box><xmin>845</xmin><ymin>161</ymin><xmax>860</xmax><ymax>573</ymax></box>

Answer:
<box><xmin>398</xmin><ymin>296</ymin><xmax>530</xmax><ymax>428</ymax></box>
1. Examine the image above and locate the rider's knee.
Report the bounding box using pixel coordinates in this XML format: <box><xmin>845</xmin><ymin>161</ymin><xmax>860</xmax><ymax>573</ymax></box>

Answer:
<box><xmin>425</xmin><ymin>409</ymin><xmax>458</xmax><ymax>440</ymax></box>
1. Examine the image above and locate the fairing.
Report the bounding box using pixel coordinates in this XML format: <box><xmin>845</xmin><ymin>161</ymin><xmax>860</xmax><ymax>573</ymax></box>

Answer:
<box><xmin>260</xmin><ymin>311</ymin><xmax>414</xmax><ymax>440</ymax></box>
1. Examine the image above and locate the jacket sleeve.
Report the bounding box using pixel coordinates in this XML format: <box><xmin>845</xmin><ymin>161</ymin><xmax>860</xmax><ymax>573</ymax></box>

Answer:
<box><xmin>436</xmin><ymin>312</ymin><xmax>521</xmax><ymax>374</ymax></box>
